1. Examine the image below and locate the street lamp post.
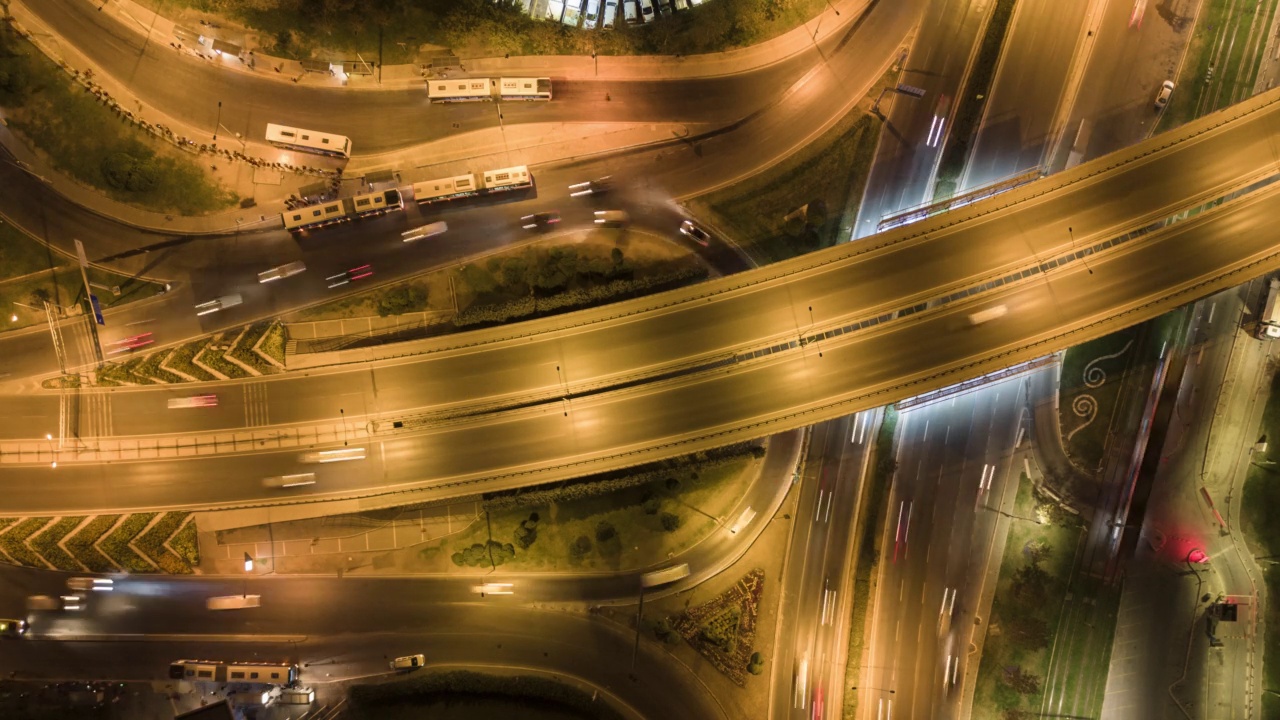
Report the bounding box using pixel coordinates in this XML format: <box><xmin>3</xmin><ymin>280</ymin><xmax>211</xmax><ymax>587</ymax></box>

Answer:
<box><xmin>213</xmin><ymin>101</ymin><xmax>222</xmax><ymax>142</ymax></box>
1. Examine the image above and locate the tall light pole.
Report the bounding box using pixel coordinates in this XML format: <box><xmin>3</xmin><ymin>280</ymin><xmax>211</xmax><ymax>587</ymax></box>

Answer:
<box><xmin>212</xmin><ymin>101</ymin><xmax>222</xmax><ymax>142</ymax></box>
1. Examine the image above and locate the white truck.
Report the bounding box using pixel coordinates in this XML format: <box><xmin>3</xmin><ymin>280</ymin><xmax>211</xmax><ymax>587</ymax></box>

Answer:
<box><xmin>1258</xmin><ymin>278</ymin><xmax>1280</xmax><ymax>338</ymax></box>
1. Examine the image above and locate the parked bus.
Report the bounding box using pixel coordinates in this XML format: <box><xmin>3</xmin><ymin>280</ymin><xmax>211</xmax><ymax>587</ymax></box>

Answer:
<box><xmin>428</xmin><ymin>77</ymin><xmax>552</xmax><ymax>102</ymax></box>
<box><xmin>282</xmin><ymin>189</ymin><xmax>404</xmax><ymax>233</ymax></box>
<box><xmin>411</xmin><ymin>166</ymin><xmax>532</xmax><ymax>206</ymax></box>
<box><xmin>168</xmin><ymin>660</ymin><xmax>297</xmax><ymax>685</ymax></box>
<box><xmin>499</xmin><ymin>77</ymin><xmax>553</xmax><ymax>101</ymax></box>
<box><xmin>264</xmin><ymin>123</ymin><xmax>351</xmax><ymax>159</ymax></box>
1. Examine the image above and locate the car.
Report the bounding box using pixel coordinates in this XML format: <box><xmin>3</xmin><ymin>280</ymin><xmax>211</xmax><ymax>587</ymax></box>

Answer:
<box><xmin>67</xmin><ymin>577</ymin><xmax>113</xmax><ymax>592</ymax></box>
<box><xmin>194</xmin><ymin>293</ymin><xmax>243</xmax><ymax>316</ymax></box>
<box><xmin>299</xmin><ymin>447</ymin><xmax>366</xmax><ymax>464</ymax></box>
<box><xmin>168</xmin><ymin>394</ymin><xmax>218</xmax><ymax>409</ymax></box>
<box><xmin>107</xmin><ymin>332</ymin><xmax>154</xmax><ymax>355</ymax></box>
<box><xmin>728</xmin><ymin>507</ymin><xmax>757</xmax><ymax>534</ymax></box>
<box><xmin>472</xmin><ymin>582</ymin><xmax>515</xmax><ymax>596</ymax></box>
<box><xmin>520</xmin><ymin>211</ymin><xmax>561</xmax><ymax>231</ymax></box>
<box><xmin>603</xmin><ymin>0</ymin><xmax>619</xmax><ymax>26</ymax></box>
<box><xmin>326</xmin><ymin>264</ymin><xmax>374</xmax><ymax>289</ymax></box>
<box><xmin>258</xmin><ymin>261</ymin><xmax>307</xmax><ymax>283</ymax></box>
<box><xmin>0</xmin><ymin>619</ymin><xmax>26</xmax><ymax>638</ymax></box>
<box><xmin>624</xmin><ymin>0</ymin><xmax>639</xmax><ymax>23</ymax></box>
<box><xmin>679</xmin><ymin>219</ymin><xmax>711</xmax><ymax>246</ymax></box>
<box><xmin>569</xmin><ymin>176</ymin><xmax>614</xmax><ymax>197</ymax></box>
<box><xmin>594</xmin><ymin>210</ymin><xmax>630</xmax><ymax>227</ymax></box>
<box><xmin>390</xmin><ymin>654</ymin><xmax>426</xmax><ymax>671</ymax></box>
<box><xmin>583</xmin><ymin>0</ymin><xmax>601</xmax><ymax>27</ymax></box>
<box><xmin>674</xmin><ymin>0</ymin><xmax>689</xmax><ymax>8</ymax></box>
<box><xmin>262</xmin><ymin>473</ymin><xmax>318</xmax><ymax>488</ymax></box>
<box><xmin>402</xmin><ymin>222</ymin><xmax>448</xmax><ymax>242</ymax></box>
<box><xmin>639</xmin><ymin>0</ymin><xmax>656</xmax><ymax>21</ymax></box>
<box><xmin>1155</xmin><ymin>80</ymin><xmax>1175</xmax><ymax>110</ymax></box>
<box><xmin>26</xmin><ymin>594</ymin><xmax>81</xmax><ymax>611</ymax></box>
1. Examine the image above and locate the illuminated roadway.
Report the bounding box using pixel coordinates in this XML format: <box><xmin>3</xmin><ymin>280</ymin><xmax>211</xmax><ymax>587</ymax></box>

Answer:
<box><xmin>6</xmin><ymin>87</ymin><xmax>1280</xmax><ymax>513</ymax></box>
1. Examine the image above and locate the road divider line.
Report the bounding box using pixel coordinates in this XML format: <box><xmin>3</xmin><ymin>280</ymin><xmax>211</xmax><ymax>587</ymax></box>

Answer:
<box><xmin>34</xmin><ymin>633</ymin><xmax>307</xmax><ymax>643</ymax></box>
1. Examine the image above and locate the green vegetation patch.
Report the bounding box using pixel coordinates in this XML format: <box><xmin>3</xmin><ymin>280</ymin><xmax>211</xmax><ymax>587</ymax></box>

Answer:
<box><xmin>168</xmin><ymin>517</ymin><xmax>200</xmax><ymax>569</ymax></box>
<box><xmin>0</xmin><ymin>517</ymin><xmax>52</xmax><ymax>568</ymax></box>
<box><xmin>197</xmin><ymin>334</ymin><xmax>252</xmax><ymax>379</ymax></box>
<box><xmin>933</xmin><ymin>0</ymin><xmax>1018</xmax><ymax>198</ymax></box>
<box><xmin>30</xmin><ymin>516</ymin><xmax>86</xmax><ymax>571</ymax></box>
<box><xmin>100</xmin><ymin>513</ymin><xmax>158</xmax><ymax>573</ymax></box>
<box><xmin>259</xmin><ymin>322</ymin><xmax>287</xmax><ymax>364</ymax></box>
<box><xmin>167</xmin><ymin>338</ymin><xmax>217</xmax><ymax>381</ymax></box>
<box><xmin>0</xmin><ymin>26</ymin><xmax>236</xmax><ymax>215</ymax></box>
<box><xmin>695</xmin><ymin>102</ymin><xmax>885</xmax><ymax>264</ymax></box>
<box><xmin>229</xmin><ymin>322</ymin><xmax>279</xmax><ymax>375</ymax></box>
<box><xmin>135</xmin><ymin>348</ymin><xmax>186</xmax><ymax>383</ymax></box>
<box><xmin>149</xmin><ymin>0</ymin><xmax>835</xmax><ymax>62</ymax></box>
<box><xmin>136</xmin><ymin>511</ymin><xmax>194</xmax><ymax>574</ymax></box>
<box><xmin>97</xmin><ymin>356</ymin><xmax>157</xmax><ymax>386</ymax></box>
<box><xmin>972</xmin><ymin>473</ymin><xmax>1082</xmax><ymax>717</ymax></box>
<box><xmin>348</xmin><ymin>669</ymin><xmax>625</xmax><ymax>720</ymax></box>
<box><xmin>1241</xmin><ymin>365</ymin><xmax>1280</xmax><ymax>700</ymax></box>
<box><xmin>65</xmin><ymin>515</ymin><xmax>122</xmax><ymax>573</ymax></box>
<box><xmin>843</xmin><ymin>405</ymin><xmax>897</xmax><ymax>719</ymax></box>
<box><xmin>0</xmin><ymin>219</ymin><xmax>58</xmax><ymax>279</ymax></box>
<box><xmin>446</xmin><ymin>444</ymin><xmax>762</xmax><ymax>572</ymax></box>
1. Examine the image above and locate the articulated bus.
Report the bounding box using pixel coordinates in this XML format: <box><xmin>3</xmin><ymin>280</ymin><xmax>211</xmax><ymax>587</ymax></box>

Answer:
<box><xmin>264</xmin><ymin>123</ymin><xmax>352</xmax><ymax>159</ymax></box>
<box><xmin>282</xmin><ymin>188</ymin><xmax>404</xmax><ymax>233</ymax></box>
<box><xmin>169</xmin><ymin>659</ymin><xmax>298</xmax><ymax>685</ymax></box>
<box><xmin>427</xmin><ymin>77</ymin><xmax>552</xmax><ymax>102</ymax></box>
<box><xmin>411</xmin><ymin>166</ymin><xmax>532</xmax><ymax>205</ymax></box>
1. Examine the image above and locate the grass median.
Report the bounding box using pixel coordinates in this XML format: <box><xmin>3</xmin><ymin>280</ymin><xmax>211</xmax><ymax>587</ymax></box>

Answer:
<box><xmin>1241</xmin><ymin>364</ymin><xmax>1280</xmax><ymax>716</ymax></box>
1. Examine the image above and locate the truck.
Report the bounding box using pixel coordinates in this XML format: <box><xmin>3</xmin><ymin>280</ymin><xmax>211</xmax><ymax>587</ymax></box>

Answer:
<box><xmin>1258</xmin><ymin>279</ymin><xmax>1280</xmax><ymax>338</ymax></box>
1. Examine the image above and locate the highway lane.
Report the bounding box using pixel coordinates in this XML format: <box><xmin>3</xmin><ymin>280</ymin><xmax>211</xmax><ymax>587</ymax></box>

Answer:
<box><xmin>853</xmin><ymin>0</ymin><xmax>988</xmax><ymax>235</ymax></box>
<box><xmin>31</xmin><ymin>0</ymin><xmax>819</xmax><ymax>154</ymax></box>
<box><xmin>857</xmin><ymin>376</ymin><xmax>1024</xmax><ymax>720</ymax></box>
<box><xmin>962</xmin><ymin>0</ymin><xmax>1089</xmax><ymax>188</ymax></box>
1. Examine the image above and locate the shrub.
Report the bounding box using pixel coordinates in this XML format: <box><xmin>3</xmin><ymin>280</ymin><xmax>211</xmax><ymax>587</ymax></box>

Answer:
<box><xmin>451</xmin><ymin>540</ymin><xmax>515</xmax><ymax>567</ymax></box>
<box><xmin>665</xmin><ymin>477</ymin><xmax>681</xmax><ymax>492</ymax></box>
<box><xmin>513</xmin><ymin>513</ymin><xmax>540</xmax><ymax>550</ymax></box>
<box><xmin>0</xmin><ymin>517</ymin><xmax>53</xmax><ymax>567</ymax></box>
<box><xmin>65</xmin><ymin>515</ymin><xmax>120</xmax><ymax>572</ymax></box>
<box><xmin>135</xmin><ymin>348</ymin><xmax>186</xmax><ymax>383</ymax></box>
<box><xmin>167</xmin><ymin>339</ymin><xmax>216</xmax><ymax>381</ymax></box>
<box><xmin>661</xmin><ymin>512</ymin><xmax>683</xmax><ymax>532</ymax></box>
<box><xmin>569</xmin><ymin>535</ymin><xmax>592</xmax><ymax>558</ymax></box>
<box><xmin>197</xmin><ymin>336</ymin><xmax>251</xmax><ymax>378</ymax></box>
<box><xmin>595</xmin><ymin>520</ymin><xmax>616</xmax><ymax>543</ymax></box>
<box><xmin>747</xmin><ymin>651</ymin><xmax>765</xmax><ymax>675</ymax></box>
<box><xmin>31</xmin><ymin>516</ymin><xmax>85</xmax><ymax>571</ymax></box>
<box><xmin>168</xmin><ymin>518</ymin><xmax>200</xmax><ymax>568</ymax></box>
<box><xmin>100</xmin><ymin>513</ymin><xmax>158</xmax><ymax>573</ymax></box>
<box><xmin>258</xmin><ymin>323</ymin><xmax>287</xmax><ymax>364</ymax></box>
<box><xmin>375</xmin><ymin>284</ymin><xmax>429</xmax><ymax>317</ymax></box>
<box><xmin>229</xmin><ymin>322</ymin><xmax>277</xmax><ymax>375</ymax></box>
<box><xmin>135</xmin><ymin>511</ymin><xmax>194</xmax><ymax>574</ymax></box>
<box><xmin>101</xmin><ymin>151</ymin><xmax>159</xmax><ymax>192</ymax></box>
<box><xmin>642</xmin><ymin>496</ymin><xmax>662</xmax><ymax>515</ymax></box>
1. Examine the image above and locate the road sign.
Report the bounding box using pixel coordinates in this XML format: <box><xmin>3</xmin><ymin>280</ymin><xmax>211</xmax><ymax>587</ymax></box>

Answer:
<box><xmin>896</xmin><ymin>83</ymin><xmax>926</xmax><ymax>99</ymax></box>
<box><xmin>89</xmin><ymin>294</ymin><xmax>105</xmax><ymax>326</ymax></box>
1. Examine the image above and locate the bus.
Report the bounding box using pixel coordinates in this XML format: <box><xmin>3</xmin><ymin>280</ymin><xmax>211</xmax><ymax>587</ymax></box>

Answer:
<box><xmin>282</xmin><ymin>189</ymin><xmax>404</xmax><ymax>233</ymax></box>
<box><xmin>427</xmin><ymin>78</ymin><xmax>493</xmax><ymax>102</ymax></box>
<box><xmin>264</xmin><ymin>123</ymin><xmax>352</xmax><ymax>158</ymax></box>
<box><xmin>168</xmin><ymin>660</ymin><xmax>297</xmax><ymax>685</ymax></box>
<box><xmin>499</xmin><ymin>77</ymin><xmax>552</xmax><ymax>101</ymax></box>
<box><xmin>411</xmin><ymin>166</ymin><xmax>532</xmax><ymax>206</ymax></box>
<box><xmin>427</xmin><ymin>77</ymin><xmax>553</xmax><ymax>102</ymax></box>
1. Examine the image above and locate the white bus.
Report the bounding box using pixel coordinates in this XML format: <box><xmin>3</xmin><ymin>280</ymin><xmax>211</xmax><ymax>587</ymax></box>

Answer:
<box><xmin>499</xmin><ymin>77</ymin><xmax>553</xmax><ymax>101</ymax></box>
<box><xmin>282</xmin><ymin>189</ymin><xmax>404</xmax><ymax>233</ymax></box>
<box><xmin>411</xmin><ymin>174</ymin><xmax>479</xmax><ymax>204</ymax></box>
<box><xmin>168</xmin><ymin>659</ymin><xmax>297</xmax><ymax>685</ymax></box>
<box><xmin>264</xmin><ymin>123</ymin><xmax>351</xmax><ymax>158</ymax></box>
<box><xmin>427</xmin><ymin>78</ymin><xmax>493</xmax><ymax>102</ymax></box>
<box><xmin>483</xmin><ymin>165</ymin><xmax>533</xmax><ymax>192</ymax></box>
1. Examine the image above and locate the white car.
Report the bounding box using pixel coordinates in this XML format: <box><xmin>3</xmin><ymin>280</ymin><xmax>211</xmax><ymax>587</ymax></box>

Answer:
<box><xmin>262</xmin><ymin>473</ymin><xmax>317</xmax><ymax>488</ymax></box>
<box><xmin>583</xmin><ymin>0</ymin><xmax>601</xmax><ymax>28</ymax></box>
<box><xmin>624</xmin><ymin>0</ymin><xmax>639</xmax><ymax>23</ymax></box>
<box><xmin>569</xmin><ymin>176</ymin><xmax>613</xmax><ymax>197</ymax></box>
<box><xmin>594</xmin><ymin>210</ymin><xmax>630</xmax><ymax>227</ymax></box>
<box><xmin>679</xmin><ymin>219</ymin><xmax>711</xmax><ymax>246</ymax></box>
<box><xmin>300</xmin><ymin>447</ymin><xmax>366</xmax><ymax>464</ymax></box>
<box><xmin>258</xmin><ymin>261</ymin><xmax>307</xmax><ymax>283</ymax></box>
<box><xmin>1154</xmin><ymin>80</ymin><xmax>1175</xmax><ymax>110</ymax></box>
<box><xmin>472</xmin><ymin>582</ymin><xmax>515</xmax><ymax>596</ymax></box>
<box><xmin>546</xmin><ymin>0</ymin><xmax>566</xmax><ymax>21</ymax></box>
<box><xmin>167</xmin><ymin>394</ymin><xmax>219</xmax><ymax>409</ymax></box>
<box><xmin>390</xmin><ymin>654</ymin><xmax>426</xmax><ymax>671</ymax></box>
<box><xmin>603</xmin><ymin>0</ymin><xmax>619</xmax><ymax>26</ymax></box>
<box><xmin>67</xmin><ymin>577</ymin><xmax>113</xmax><ymax>592</ymax></box>
<box><xmin>639</xmin><ymin>0</ymin><xmax>656</xmax><ymax>21</ymax></box>
<box><xmin>194</xmin><ymin>293</ymin><xmax>243</xmax><ymax>316</ymax></box>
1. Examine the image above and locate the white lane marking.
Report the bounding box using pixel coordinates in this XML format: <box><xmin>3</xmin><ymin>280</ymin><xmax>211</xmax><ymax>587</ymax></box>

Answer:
<box><xmin>1208</xmin><ymin>301</ymin><xmax>1216</xmax><ymax>324</ymax></box>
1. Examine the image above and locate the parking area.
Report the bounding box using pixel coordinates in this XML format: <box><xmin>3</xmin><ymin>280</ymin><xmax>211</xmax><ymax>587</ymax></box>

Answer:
<box><xmin>530</xmin><ymin>0</ymin><xmax>708</xmax><ymax>29</ymax></box>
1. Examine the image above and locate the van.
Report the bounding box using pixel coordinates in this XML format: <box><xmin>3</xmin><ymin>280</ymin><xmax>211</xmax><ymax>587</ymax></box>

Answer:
<box><xmin>603</xmin><ymin>0</ymin><xmax>619</xmax><ymax>26</ymax></box>
<box><xmin>390</xmin><ymin>654</ymin><xmax>426</xmax><ymax>671</ymax></box>
<box><xmin>624</xmin><ymin>0</ymin><xmax>639</xmax><ymax>24</ymax></box>
<box><xmin>402</xmin><ymin>222</ymin><xmax>448</xmax><ymax>242</ymax></box>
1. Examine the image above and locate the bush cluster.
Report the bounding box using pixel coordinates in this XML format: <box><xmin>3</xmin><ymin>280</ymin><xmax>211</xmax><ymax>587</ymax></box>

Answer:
<box><xmin>97</xmin><ymin>356</ymin><xmax>157</xmax><ymax>386</ymax></box>
<box><xmin>168</xmin><ymin>519</ymin><xmax>200</xmax><ymax>568</ymax></box>
<box><xmin>569</xmin><ymin>535</ymin><xmax>592</xmax><ymax>559</ymax></box>
<box><xmin>65</xmin><ymin>515</ymin><xmax>122</xmax><ymax>573</ymax></box>
<box><xmin>453</xmin><ymin>266</ymin><xmax>707</xmax><ymax>329</ymax></box>
<box><xmin>375</xmin><ymin>284</ymin><xmax>429</xmax><ymax>317</ymax></box>
<box><xmin>30</xmin><ymin>516</ymin><xmax>85</xmax><ymax>571</ymax></box>
<box><xmin>136</xmin><ymin>349</ymin><xmax>186</xmax><ymax>383</ymax></box>
<box><xmin>258</xmin><ymin>323</ymin><xmax>288</xmax><ymax>365</ymax></box>
<box><xmin>483</xmin><ymin>442</ymin><xmax>763</xmax><ymax>511</ymax></box>
<box><xmin>167</xmin><ymin>339</ymin><xmax>217</xmax><ymax>381</ymax></box>
<box><xmin>134</xmin><ymin>512</ymin><xmax>194</xmax><ymax>574</ymax></box>
<box><xmin>99</xmin><ymin>513</ymin><xmax>158</xmax><ymax>573</ymax></box>
<box><xmin>0</xmin><ymin>517</ymin><xmax>52</xmax><ymax>568</ymax></box>
<box><xmin>197</xmin><ymin>336</ymin><xmax>252</xmax><ymax>379</ymax></box>
<box><xmin>229</xmin><ymin>322</ymin><xmax>278</xmax><ymax>374</ymax></box>
<box><xmin>661</xmin><ymin>512</ymin><xmax>682</xmax><ymax>532</ymax></box>
<box><xmin>451</xmin><ymin>540</ymin><xmax>515</xmax><ymax>568</ymax></box>
<box><xmin>102</xmin><ymin>151</ymin><xmax>159</xmax><ymax>192</ymax></box>
<box><xmin>513</xmin><ymin>512</ymin><xmax>540</xmax><ymax>550</ymax></box>
<box><xmin>349</xmin><ymin>669</ymin><xmax>625</xmax><ymax>720</ymax></box>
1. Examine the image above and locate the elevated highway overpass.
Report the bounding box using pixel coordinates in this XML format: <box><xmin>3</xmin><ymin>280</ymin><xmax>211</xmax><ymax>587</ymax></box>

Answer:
<box><xmin>5</xmin><ymin>86</ymin><xmax>1280</xmax><ymax>514</ymax></box>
